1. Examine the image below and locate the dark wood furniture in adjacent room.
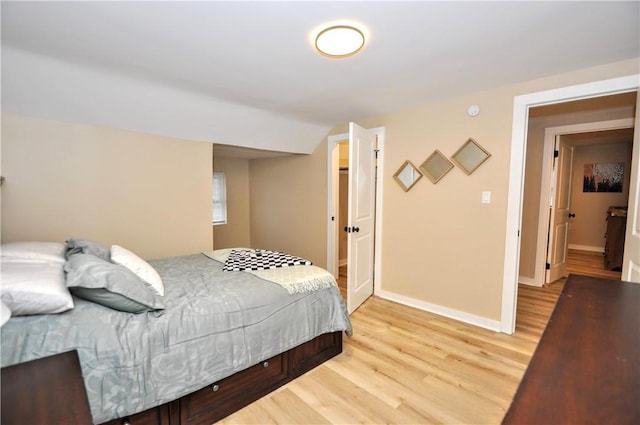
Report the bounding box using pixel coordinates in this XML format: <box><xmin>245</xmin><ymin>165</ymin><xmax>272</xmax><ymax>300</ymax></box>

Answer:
<box><xmin>502</xmin><ymin>274</ymin><xmax>640</xmax><ymax>425</ymax></box>
<box><xmin>604</xmin><ymin>205</ymin><xmax>627</xmax><ymax>271</ymax></box>
<box><xmin>1</xmin><ymin>350</ymin><xmax>93</xmax><ymax>425</ymax></box>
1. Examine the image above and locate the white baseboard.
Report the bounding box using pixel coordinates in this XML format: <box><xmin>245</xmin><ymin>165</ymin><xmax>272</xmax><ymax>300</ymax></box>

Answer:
<box><xmin>568</xmin><ymin>244</ymin><xmax>604</xmax><ymax>253</ymax></box>
<box><xmin>376</xmin><ymin>289</ymin><xmax>502</xmax><ymax>333</ymax></box>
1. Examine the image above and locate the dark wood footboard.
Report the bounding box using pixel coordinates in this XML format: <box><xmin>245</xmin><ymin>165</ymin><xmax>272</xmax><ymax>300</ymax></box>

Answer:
<box><xmin>102</xmin><ymin>331</ymin><xmax>343</xmax><ymax>425</ymax></box>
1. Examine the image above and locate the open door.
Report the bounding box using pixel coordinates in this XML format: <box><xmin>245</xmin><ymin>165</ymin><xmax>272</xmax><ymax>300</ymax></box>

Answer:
<box><xmin>346</xmin><ymin>122</ymin><xmax>377</xmax><ymax>313</ymax></box>
<box><xmin>622</xmin><ymin>96</ymin><xmax>640</xmax><ymax>282</ymax></box>
<box><xmin>546</xmin><ymin>136</ymin><xmax>574</xmax><ymax>283</ymax></box>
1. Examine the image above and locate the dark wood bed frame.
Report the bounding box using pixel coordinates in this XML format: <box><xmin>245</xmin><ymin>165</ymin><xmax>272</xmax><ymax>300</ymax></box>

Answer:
<box><xmin>101</xmin><ymin>331</ymin><xmax>343</xmax><ymax>425</ymax></box>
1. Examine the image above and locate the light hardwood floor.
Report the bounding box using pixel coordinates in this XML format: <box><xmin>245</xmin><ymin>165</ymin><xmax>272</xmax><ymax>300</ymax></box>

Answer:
<box><xmin>566</xmin><ymin>248</ymin><xmax>622</xmax><ymax>280</ymax></box>
<box><xmin>219</xmin><ymin>251</ymin><xmax>611</xmax><ymax>424</ymax></box>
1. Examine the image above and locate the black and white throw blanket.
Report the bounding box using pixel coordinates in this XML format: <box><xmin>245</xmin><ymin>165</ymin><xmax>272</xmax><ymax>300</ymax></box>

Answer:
<box><xmin>203</xmin><ymin>248</ymin><xmax>335</xmax><ymax>295</ymax></box>
<box><xmin>222</xmin><ymin>248</ymin><xmax>312</xmax><ymax>272</ymax></box>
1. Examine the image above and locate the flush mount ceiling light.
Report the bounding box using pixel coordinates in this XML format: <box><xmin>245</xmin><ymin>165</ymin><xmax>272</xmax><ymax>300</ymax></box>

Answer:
<box><xmin>315</xmin><ymin>25</ymin><xmax>365</xmax><ymax>58</ymax></box>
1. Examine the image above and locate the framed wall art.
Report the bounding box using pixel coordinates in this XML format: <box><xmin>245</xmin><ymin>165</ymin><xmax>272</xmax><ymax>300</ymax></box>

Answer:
<box><xmin>583</xmin><ymin>162</ymin><xmax>624</xmax><ymax>193</ymax></box>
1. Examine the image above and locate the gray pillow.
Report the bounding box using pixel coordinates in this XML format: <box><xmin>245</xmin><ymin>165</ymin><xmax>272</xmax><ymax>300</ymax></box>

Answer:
<box><xmin>64</xmin><ymin>254</ymin><xmax>165</xmax><ymax>313</ymax></box>
<box><xmin>65</xmin><ymin>238</ymin><xmax>111</xmax><ymax>261</ymax></box>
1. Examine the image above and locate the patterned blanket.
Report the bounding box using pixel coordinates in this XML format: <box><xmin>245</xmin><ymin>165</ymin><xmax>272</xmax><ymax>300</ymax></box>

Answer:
<box><xmin>222</xmin><ymin>248</ymin><xmax>312</xmax><ymax>271</ymax></box>
<box><xmin>203</xmin><ymin>249</ymin><xmax>337</xmax><ymax>295</ymax></box>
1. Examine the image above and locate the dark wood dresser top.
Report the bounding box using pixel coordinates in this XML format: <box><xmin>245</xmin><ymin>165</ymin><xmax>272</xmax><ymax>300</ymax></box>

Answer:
<box><xmin>502</xmin><ymin>274</ymin><xmax>640</xmax><ymax>425</ymax></box>
<box><xmin>1</xmin><ymin>349</ymin><xmax>93</xmax><ymax>425</ymax></box>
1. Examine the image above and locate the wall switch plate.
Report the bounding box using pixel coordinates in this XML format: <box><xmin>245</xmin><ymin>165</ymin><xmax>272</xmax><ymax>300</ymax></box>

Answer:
<box><xmin>482</xmin><ymin>191</ymin><xmax>491</xmax><ymax>204</ymax></box>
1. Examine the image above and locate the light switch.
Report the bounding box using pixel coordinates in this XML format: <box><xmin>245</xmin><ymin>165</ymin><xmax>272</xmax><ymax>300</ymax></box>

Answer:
<box><xmin>482</xmin><ymin>191</ymin><xmax>491</xmax><ymax>204</ymax></box>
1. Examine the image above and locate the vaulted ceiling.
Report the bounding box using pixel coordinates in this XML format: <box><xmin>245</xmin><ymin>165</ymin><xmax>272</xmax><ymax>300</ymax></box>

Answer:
<box><xmin>2</xmin><ymin>2</ymin><xmax>638</xmax><ymax>154</ymax></box>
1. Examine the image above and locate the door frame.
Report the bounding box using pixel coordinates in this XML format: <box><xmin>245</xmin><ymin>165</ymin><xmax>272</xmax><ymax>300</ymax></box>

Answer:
<box><xmin>501</xmin><ymin>74</ymin><xmax>639</xmax><ymax>334</ymax></box>
<box><xmin>327</xmin><ymin>127</ymin><xmax>385</xmax><ymax>297</ymax></box>
<box><xmin>525</xmin><ymin>118</ymin><xmax>636</xmax><ymax>287</ymax></box>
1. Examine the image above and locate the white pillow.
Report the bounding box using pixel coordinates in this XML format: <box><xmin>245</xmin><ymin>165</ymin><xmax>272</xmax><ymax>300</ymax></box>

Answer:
<box><xmin>110</xmin><ymin>245</ymin><xmax>164</xmax><ymax>296</ymax></box>
<box><xmin>0</xmin><ymin>261</ymin><xmax>74</xmax><ymax>315</ymax></box>
<box><xmin>0</xmin><ymin>300</ymin><xmax>11</xmax><ymax>326</ymax></box>
<box><xmin>1</xmin><ymin>241</ymin><xmax>66</xmax><ymax>264</ymax></box>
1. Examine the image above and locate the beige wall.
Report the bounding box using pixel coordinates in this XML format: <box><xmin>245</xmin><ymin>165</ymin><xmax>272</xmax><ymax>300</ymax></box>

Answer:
<box><xmin>568</xmin><ymin>142</ymin><xmax>633</xmax><ymax>251</ymax></box>
<box><xmin>250</xmin><ymin>149</ymin><xmax>330</xmax><ymax>266</ymax></box>
<box><xmin>249</xmin><ymin>58</ymin><xmax>639</xmax><ymax>322</ymax></box>
<box><xmin>518</xmin><ymin>106</ymin><xmax>636</xmax><ymax>279</ymax></box>
<box><xmin>358</xmin><ymin>92</ymin><xmax>514</xmax><ymax>320</ymax></box>
<box><xmin>212</xmin><ymin>157</ymin><xmax>251</xmax><ymax>249</ymax></box>
<box><xmin>1</xmin><ymin>113</ymin><xmax>213</xmax><ymax>259</ymax></box>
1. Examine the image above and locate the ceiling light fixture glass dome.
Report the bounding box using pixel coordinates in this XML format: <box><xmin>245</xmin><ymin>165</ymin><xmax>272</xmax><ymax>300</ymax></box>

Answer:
<box><xmin>315</xmin><ymin>25</ymin><xmax>365</xmax><ymax>58</ymax></box>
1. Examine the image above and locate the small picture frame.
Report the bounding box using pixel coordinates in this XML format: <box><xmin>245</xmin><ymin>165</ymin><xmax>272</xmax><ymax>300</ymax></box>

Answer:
<box><xmin>420</xmin><ymin>150</ymin><xmax>454</xmax><ymax>184</ymax></box>
<box><xmin>451</xmin><ymin>138</ymin><xmax>491</xmax><ymax>175</ymax></box>
<box><xmin>393</xmin><ymin>160</ymin><xmax>423</xmax><ymax>192</ymax></box>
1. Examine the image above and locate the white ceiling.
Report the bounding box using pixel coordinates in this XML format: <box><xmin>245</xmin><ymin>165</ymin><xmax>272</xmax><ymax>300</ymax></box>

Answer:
<box><xmin>2</xmin><ymin>1</ymin><xmax>639</xmax><ymax>156</ymax></box>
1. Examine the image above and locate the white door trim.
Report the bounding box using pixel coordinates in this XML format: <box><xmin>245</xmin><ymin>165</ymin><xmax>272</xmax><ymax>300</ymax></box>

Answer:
<box><xmin>373</xmin><ymin>127</ymin><xmax>385</xmax><ymax>295</ymax></box>
<box><xmin>528</xmin><ymin>118</ymin><xmax>636</xmax><ymax>287</ymax></box>
<box><xmin>327</xmin><ymin>133</ymin><xmax>346</xmax><ymax>278</ymax></box>
<box><xmin>327</xmin><ymin>127</ymin><xmax>385</xmax><ymax>300</ymax></box>
<box><xmin>622</xmin><ymin>93</ymin><xmax>640</xmax><ymax>282</ymax></box>
<box><xmin>501</xmin><ymin>74</ymin><xmax>640</xmax><ymax>334</ymax></box>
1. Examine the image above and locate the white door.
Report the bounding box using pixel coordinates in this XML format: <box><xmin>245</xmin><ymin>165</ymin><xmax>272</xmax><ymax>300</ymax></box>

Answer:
<box><xmin>347</xmin><ymin>122</ymin><xmax>376</xmax><ymax>313</ymax></box>
<box><xmin>622</xmin><ymin>97</ymin><xmax>640</xmax><ymax>282</ymax></box>
<box><xmin>546</xmin><ymin>136</ymin><xmax>574</xmax><ymax>283</ymax></box>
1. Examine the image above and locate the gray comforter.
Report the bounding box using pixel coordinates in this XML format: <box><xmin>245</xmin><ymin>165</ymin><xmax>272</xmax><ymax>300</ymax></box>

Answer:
<box><xmin>0</xmin><ymin>253</ymin><xmax>352</xmax><ymax>423</ymax></box>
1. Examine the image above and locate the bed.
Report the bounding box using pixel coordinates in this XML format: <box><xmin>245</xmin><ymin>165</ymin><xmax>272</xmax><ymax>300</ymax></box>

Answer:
<box><xmin>1</xmin><ymin>241</ymin><xmax>352</xmax><ymax>425</ymax></box>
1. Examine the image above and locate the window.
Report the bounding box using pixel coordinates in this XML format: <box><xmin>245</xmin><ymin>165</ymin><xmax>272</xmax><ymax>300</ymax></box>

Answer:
<box><xmin>212</xmin><ymin>172</ymin><xmax>227</xmax><ymax>225</ymax></box>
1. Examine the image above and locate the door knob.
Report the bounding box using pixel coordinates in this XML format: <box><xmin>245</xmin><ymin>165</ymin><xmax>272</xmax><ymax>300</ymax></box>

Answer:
<box><xmin>568</xmin><ymin>213</ymin><xmax>576</xmax><ymax>218</ymax></box>
<box><xmin>353</xmin><ymin>227</ymin><xmax>360</xmax><ymax>233</ymax></box>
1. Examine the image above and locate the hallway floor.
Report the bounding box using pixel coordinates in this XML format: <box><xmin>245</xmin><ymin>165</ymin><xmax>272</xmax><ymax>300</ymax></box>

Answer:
<box><xmin>566</xmin><ymin>249</ymin><xmax>622</xmax><ymax>280</ymax></box>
